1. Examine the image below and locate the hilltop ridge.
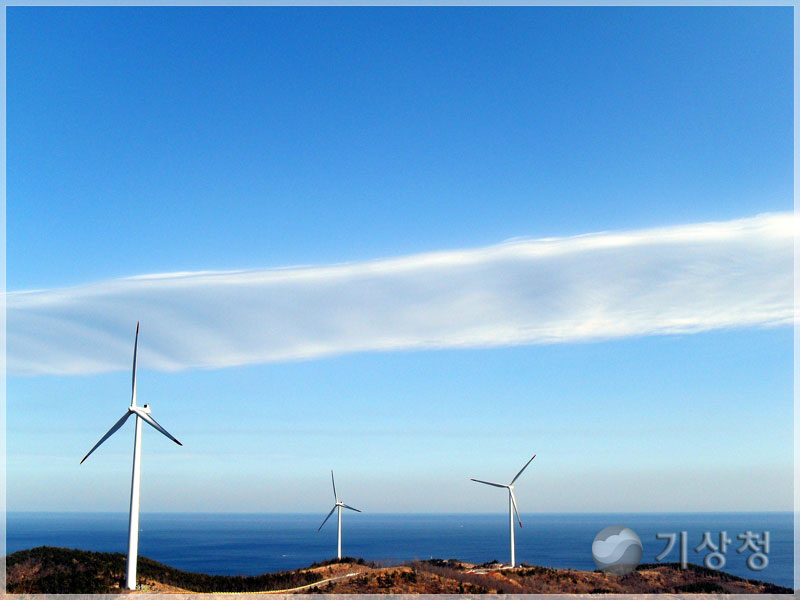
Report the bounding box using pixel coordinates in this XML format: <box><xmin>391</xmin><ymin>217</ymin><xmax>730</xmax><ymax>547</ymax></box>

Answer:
<box><xmin>5</xmin><ymin>546</ymin><xmax>793</xmax><ymax>594</ymax></box>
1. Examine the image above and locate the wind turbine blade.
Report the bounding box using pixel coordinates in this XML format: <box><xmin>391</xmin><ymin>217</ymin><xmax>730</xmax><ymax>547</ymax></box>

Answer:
<box><xmin>80</xmin><ymin>411</ymin><xmax>132</xmax><ymax>464</ymax></box>
<box><xmin>470</xmin><ymin>478</ymin><xmax>507</xmax><ymax>488</ymax></box>
<box><xmin>318</xmin><ymin>505</ymin><xmax>337</xmax><ymax>530</ymax></box>
<box><xmin>131</xmin><ymin>322</ymin><xmax>139</xmax><ymax>406</ymax></box>
<box><xmin>331</xmin><ymin>470</ymin><xmax>337</xmax><ymax>501</ymax></box>
<box><xmin>342</xmin><ymin>504</ymin><xmax>362</xmax><ymax>513</ymax></box>
<box><xmin>137</xmin><ymin>411</ymin><xmax>183</xmax><ymax>446</ymax></box>
<box><xmin>509</xmin><ymin>489</ymin><xmax>523</xmax><ymax>528</ymax></box>
<box><xmin>510</xmin><ymin>454</ymin><xmax>536</xmax><ymax>485</ymax></box>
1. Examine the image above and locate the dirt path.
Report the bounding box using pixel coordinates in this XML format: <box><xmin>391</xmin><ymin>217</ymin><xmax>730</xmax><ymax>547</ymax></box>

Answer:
<box><xmin>210</xmin><ymin>572</ymin><xmax>359</xmax><ymax>595</ymax></box>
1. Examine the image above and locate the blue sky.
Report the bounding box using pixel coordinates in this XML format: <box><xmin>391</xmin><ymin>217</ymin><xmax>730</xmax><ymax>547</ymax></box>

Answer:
<box><xmin>5</xmin><ymin>7</ymin><xmax>793</xmax><ymax>513</ymax></box>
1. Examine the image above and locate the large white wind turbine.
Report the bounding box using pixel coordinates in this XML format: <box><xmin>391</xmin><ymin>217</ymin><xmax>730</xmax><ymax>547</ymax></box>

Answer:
<box><xmin>318</xmin><ymin>470</ymin><xmax>362</xmax><ymax>560</ymax></box>
<box><xmin>471</xmin><ymin>454</ymin><xmax>536</xmax><ymax>568</ymax></box>
<box><xmin>80</xmin><ymin>322</ymin><xmax>183</xmax><ymax>590</ymax></box>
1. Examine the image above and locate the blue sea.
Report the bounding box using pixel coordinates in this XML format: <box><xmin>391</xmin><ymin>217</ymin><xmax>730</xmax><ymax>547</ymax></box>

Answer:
<box><xmin>5</xmin><ymin>512</ymin><xmax>795</xmax><ymax>589</ymax></box>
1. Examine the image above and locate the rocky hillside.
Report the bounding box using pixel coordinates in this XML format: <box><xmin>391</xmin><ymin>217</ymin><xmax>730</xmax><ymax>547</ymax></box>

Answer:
<box><xmin>312</xmin><ymin>559</ymin><xmax>793</xmax><ymax>594</ymax></box>
<box><xmin>5</xmin><ymin>546</ymin><xmax>793</xmax><ymax>594</ymax></box>
<box><xmin>6</xmin><ymin>546</ymin><xmax>324</xmax><ymax>594</ymax></box>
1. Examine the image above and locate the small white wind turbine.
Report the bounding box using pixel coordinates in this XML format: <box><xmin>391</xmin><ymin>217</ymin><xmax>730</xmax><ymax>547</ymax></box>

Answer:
<box><xmin>318</xmin><ymin>470</ymin><xmax>362</xmax><ymax>560</ymax></box>
<box><xmin>471</xmin><ymin>454</ymin><xmax>536</xmax><ymax>568</ymax></box>
<box><xmin>80</xmin><ymin>322</ymin><xmax>183</xmax><ymax>590</ymax></box>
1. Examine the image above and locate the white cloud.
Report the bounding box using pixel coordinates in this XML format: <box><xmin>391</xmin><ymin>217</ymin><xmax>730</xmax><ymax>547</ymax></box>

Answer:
<box><xmin>7</xmin><ymin>212</ymin><xmax>794</xmax><ymax>376</ymax></box>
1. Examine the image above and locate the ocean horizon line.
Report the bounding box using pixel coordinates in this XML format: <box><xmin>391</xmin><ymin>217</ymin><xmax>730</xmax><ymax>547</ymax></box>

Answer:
<box><xmin>8</xmin><ymin>509</ymin><xmax>793</xmax><ymax>515</ymax></box>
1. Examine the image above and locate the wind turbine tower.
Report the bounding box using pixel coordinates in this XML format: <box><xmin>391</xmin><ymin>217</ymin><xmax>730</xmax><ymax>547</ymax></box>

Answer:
<box><xmin>80</xmin><ymin>322</ymin><xmax>183</xmax><ymax>590</ymax></box>
<box><xmin>318</xmin><ymin>470</ymin><xmax>362</xmax><ymax>559</ymax></box>
<box><xmin>471</xmin><ymin>454</ymin><xmax>536</xmax><ymax>568</ymax></box>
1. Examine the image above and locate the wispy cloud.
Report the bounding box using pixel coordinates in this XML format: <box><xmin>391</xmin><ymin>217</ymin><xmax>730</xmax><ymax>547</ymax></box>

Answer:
<box><xmin>7</xmin><ymin>212</ymin><xmax>793</xmax><ymax>376</ymax></box>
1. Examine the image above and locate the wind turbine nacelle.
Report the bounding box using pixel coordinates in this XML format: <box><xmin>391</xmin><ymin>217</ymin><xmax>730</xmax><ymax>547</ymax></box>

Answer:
<box><xmin>130</xmin><ymin>405</ymin><xmax>153</xmax><ymax>415</ymax></box>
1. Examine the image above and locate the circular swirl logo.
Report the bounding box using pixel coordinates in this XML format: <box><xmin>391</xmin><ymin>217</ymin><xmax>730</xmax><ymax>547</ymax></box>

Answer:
<box><xmin>591</xmin><ymin>525</ymin><xmax>642</xmax><ymax>575</ymax></box>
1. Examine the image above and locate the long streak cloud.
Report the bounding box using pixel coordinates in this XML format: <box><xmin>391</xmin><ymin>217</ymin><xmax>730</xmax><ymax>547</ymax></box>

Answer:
<box><xmin>7</xmin><ymin>212</ymin><xmax>794</xmax><ymax>376</ymax></box>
